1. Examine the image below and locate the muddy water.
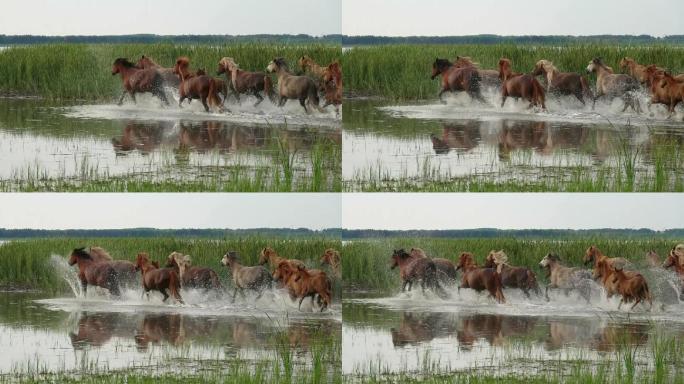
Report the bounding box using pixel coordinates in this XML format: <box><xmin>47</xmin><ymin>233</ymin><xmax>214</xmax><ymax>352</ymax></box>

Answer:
<box><xmin>343</xmin><ymin>289</ymin><xmax>684</xmax><ymax>376</ymax></box>
<box><xmin>0</xmin><ymin>290</ymin><xmax>340</xmax><ymax>375</ymax></box>
<box><xmin>343</xmin><ymin>98</ymin><xmax>684</xmax><ymax>189</ymax></box>
<box><xmin>0</xmin><ymin>97</ymin><xmax>340</xmax><ymax>188</ymax></box>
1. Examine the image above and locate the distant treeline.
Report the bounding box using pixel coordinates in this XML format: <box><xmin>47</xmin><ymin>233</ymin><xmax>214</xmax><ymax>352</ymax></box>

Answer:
<box><xmin>342</xmin><ymin>229</ymin><xmax>684</xmax><ymax>239</ymax></box>
<box><xmin>0</xmin><ymin>34</ymin><xmax>342</xmax><ymax>45</ymax></box>
<box><xmin>0</xmin><ymin>228</ymin><xmax>341</xmax><ymax>239</ymax></box>
<box><xmin>342</xmin><ymin>34</ymin><xmax>684</xmax><ymax>46</ymax></box>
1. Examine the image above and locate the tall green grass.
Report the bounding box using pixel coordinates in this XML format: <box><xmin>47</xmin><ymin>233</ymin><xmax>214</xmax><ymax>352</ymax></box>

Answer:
<box><xmin>342</xmin><ymin>237</ymin><xmax>677</xmax><ymax>291</ymax></box>
<box><xmin>0</xmin><ymin>43</ymin><xmax>340</xmax><ymax>99</ymax></box>
<box><xmin>343</xmin><ymin>44</ymin><xmax>684</xmax><ymax>100</ymax></box>
<box><xmin>0</xmin><ymin>237</ymin><xmax>340</xmax><ymax>292</ymax></box>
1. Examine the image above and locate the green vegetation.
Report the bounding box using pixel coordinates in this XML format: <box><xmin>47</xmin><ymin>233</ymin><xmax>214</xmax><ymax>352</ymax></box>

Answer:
<box><xmin>342</xmin><ymin>237</ymin><xmax>677</xmax><ymax>291</ymax></box>
<box><xmin>0</xmin><ymin>43</ymin><xmax>339</xmax><ymax>99</ymax></box>
<box><xmin>343</xmin><ymin>44</ymin><xmax>684</xmax><ymax>100</ymax></box>
<box><xmin>0</xmin><ymin>237</ymin><xmax>340</xmax><ymax>292</ymax></box>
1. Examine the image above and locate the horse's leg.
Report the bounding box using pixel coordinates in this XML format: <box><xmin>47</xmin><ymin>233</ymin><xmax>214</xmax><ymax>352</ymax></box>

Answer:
<box><xmin>232</xmin><ymin>288</ymin><xmax>238</xmax><ymax>303</ymax></box>
<box><xmin>298</xmin><ymin>296</ymin><xmax>306</xmax><ymax>310</ymax></box>
<box><xmin>201</xmin><ymin>96</ymin><xmax>210</xmax><ymax>112</ymax></box>
<box><xmin>161</xmin><ymin>289</ymin><xmax>169</xmax><ymax>302</ymax></box>
<box><xmin>81</xmin><ymin>280</ymin><xmax>88</xmax><ymax>298</ymax></box>
<box><xmin>438</xmin><ymin>89</ymin><xmax>447</xmax><ymax>105</ymax></box>
<box><xmin>129</xmin><ymin>91</ymin><xmax>137</xmax><ymax>105</ymax></box>
<box><xmin>253</xmin><ymin>91</ymin><xmax>264</xmax><ymax>107</ymax></box>
<box><xmin>178</xmin><ymin>95</ymin><xmax>185</xmax><ymax>108</ymax></box>
<box><xmin>278</xmin><ymin>96</ymin><xmax>287</xmax><ymax>108</ymax></box>
<box><xmin>401</xmin><ymin>280</ymin><xmax>408</xmax><ymax>292</ymax></box>
<box><xmin>117</xmin><ymin>90</ymin><xmax>127</xmax><ymax>106</ymax></box>
<box><xmin>299</xmin><ymin>98</ymin><xmax>309</xmax><ymax>114</ymax></box>
<box><xmin>618</xmin><ymin>297</ymin><xmax>624</xmax><ymax>310</ymax></box>
<box><xmin>545</xmin><ymin>284</ymin><xmax>551</xmax><ymax>301</ymax></box>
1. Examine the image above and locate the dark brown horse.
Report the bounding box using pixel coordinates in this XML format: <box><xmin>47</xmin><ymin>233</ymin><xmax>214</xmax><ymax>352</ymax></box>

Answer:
<box><xmin>136</xmin><ymin>55</ymin><xmax>180</xmax><ymax>88</ymax></box>
<box><xmin>266</xmin><ymin>58</ymin><xmax>322</xmax><ymax>113</ymax></box>
<box><xmin>85</xmin><ymin>246</ymin><xmax>138</xmax><ymax>287</ymax></box>
<box><xmin>431</xmin><ymin>58</ymin><xmax>486</xmax><ymax>104</ymax></box>
<box><xmin>321</xmin><ymin>61</ymin><xmax>342</xmax><ymax>115</ymax></box>
<box><xmin>112</xmin><ymin>58</ymin><xmax>169</xmax><ymax>106</ymax></box>
<box><xmin>455</xmin><ymin>252</ymin><xmax>505</xmax><ymax>303</ymax></box>
<box><xmin>409</xmin><ymin>248</ymin><xmax>458</xmax><ymax>285</ymax></box>
<box><xmin>532</xmin><ymin>60</ymin><xmax>592</xmax><ymax>105</ymax></box>
<box><xmin>499</xmin><ymin>58</ymin><xmax>546</xmax><ymax>110</ymax></box>
<box><xmin>483</xmin><ymin>250</ymin><xmax>540</xmax><ymax>298</ymax></box>
<box><xmin>217</xmin><ymin>57</ymin><xmax>274</xmax><ymax>106</ymax></box>
<box><xmin>135</xmin><ymin>253</ymin><xmax>184</xmax><ymax>304</ymax></box>
<box><xmin>173</xmin><ymin>57</ymin><xmax>224</xmax><ymax>112</ymax></box>
<box><xmin>453</xmin><ymin>56</ymin><xmax>501</xmax><ymax>88</ymax></box>
<box><xmin>68</xmin><ymin>247</ymin><xmax>121</xmax><ymax>297</ymax></box>
<box><xmin>390</xmin><ymin>249</ymin><xmax>443</xmax><ymax>295</ymax></box>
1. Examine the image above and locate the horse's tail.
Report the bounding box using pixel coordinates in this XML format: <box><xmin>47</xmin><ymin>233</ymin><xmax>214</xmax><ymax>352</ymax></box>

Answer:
<box><xmin>309</xmin><ymin>82</ymin><xmax>321</xmax><ymax>107</ymax></box>
<box><xmin>169</xmin><ymin>272</ymin><xmax>184</xmax><ymax>304</ymax></box>
<box><xmin>532</xmin><ymin>78</ymin><xmax>546</xmax><ymax>109</ymax></box>
<box><xmin>207</xmin><ymin>79</ymin><xmax>220</xmax><ymax>110</ymax></box>
<box><xmin>494</xmin><ymin>267</ymin><xmax>506</xmax><ymax>304</ymax></box>
<box><xmin>263</xmin><ymin>75</ymin><xmax>275</xmax><ymax>102</ymax></box>
<box><xmin>210</xmin><ymin>270</ymin><xmax>223</xmax><ymax>290</ymax></box>
<box><xmin>580</xmin><ymin>76</ymin><xmax>593</xmax><ymax>101</ymax></box>
<box><xmin>527</xmin><ymin>269</ymin><xmax>541</xmax><ymax>296</ymax></box>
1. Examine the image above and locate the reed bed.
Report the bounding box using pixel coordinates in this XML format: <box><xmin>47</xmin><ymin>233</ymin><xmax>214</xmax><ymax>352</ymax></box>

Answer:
<box><xmin>0</xmin><ymin>43</ymin><xmax>340</xmax><ymax>99</ymax></box>
<box><xmin>0</xmin><ymin>237</ymin><xmax>340</xmax><ymax>292</ymax></box>
<box><xmin>343</xmin><ymin>44</ymin><xmax>684</xmax><ymax>100</ymax></box>
<box><xmin>342</xmin><ymin>237</ymin><xmax>678</xmax><ymax>291</ymax></box>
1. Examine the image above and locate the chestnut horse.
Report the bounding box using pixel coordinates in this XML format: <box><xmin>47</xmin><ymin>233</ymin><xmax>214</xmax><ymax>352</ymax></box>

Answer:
<box><xmin>583</xmin><ymin>245</ymin><xmax>631</xmax><ymax>298</ymax></box>
<box><xmin>135</xmin><ymin>253</ymin><xmax>184</xmax><ymax>304</ymax></box>
<box><xmin>619</xmin><ymin>57</ymin><xmax>662</xmax><ymax>85</ymax></box>
<box><xmin>112</xmin><ymin>58</ymin><xmax>169</xmax><ymax>106</ymax></box>
<box><xmin>266</xmin><ymin>58</ymin><xmax>322</xmax><ymax>113</ymax></box>
<box><xmin>321</xmin><ymin>61</ymin><xmax>342</xmax><ymax>115</ymax></box>
<box><xmin>298</xmin><ymin>55</ymin><xmax>326</xmax><ymax>79</ymax></box>
<box><xmin>165</xmin><ymin>252</ymin><xmax>223</xmax><ymax>290</ymax></box>
<box><xmin>86</xmin><ymin>246</ymin><xmax>138</xmax><ymax>287</ymax></box>
<box><xmin>453</xmin><ymin>56</ymin><xmax>501</xmax><ymax>88</ymax></box>
<box><xmin>484</xmin><ymin>250</ymin><xmax>540</xmax><ymax>298</ymax></box>
<box><xmin>173</xmin><ymin>57</ymin><xmax>224</xmax><ymax>112</ymax></box>
<box><xmin>532</xmin><ymin>60</ymin><xmax>592</xmax><ymax>105</ymax></box>
<box><xmin>217</xmin><ymin>57</ymin><xmax>274</xmax><ymax>106</ymax></box>
<box><xmin>409</xmin><ymin>247</ymin><xmax>458</xmax><ymax>285</ymax></box>
<box><xmin>586</xmin><ymin>57</ymin><xmax>642</xmax><ymax>113</ymax></box>
<box><xmin>390</xmin><ymin>249</ymin><xmax>444</xmax><ymax>296</ymax></box>
<box><xmin>431</xmin><ymin>58</ymin><xmax>486</xmax><ymax>104</ymax></box>
<box><xmin>498</xmin><ymin>58</ymin><xmax>546</xmax><ymax>110</ymax></box>
<box><xmin>662</xmin><ymin>246</ymin><xmax>684</xmax><ymax>299</ymax></box>
<box><xmin>68</xmin><ymin>247</ymin><xmax>122</xmax><ymax>297</ymax></box>
<box><xmin>455</xmin><ymin>252</ymin><xmax>505</xmax><ymax>303</ymax></box>
<box><xmin>136</xmin><ymin>55</ymin><xmax>180</xmax><ymax>88</ymax></box>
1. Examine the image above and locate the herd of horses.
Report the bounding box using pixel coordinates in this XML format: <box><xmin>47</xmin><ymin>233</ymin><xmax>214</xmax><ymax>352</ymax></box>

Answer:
<box><xmin>390</xmin><ymin>244</ymin><xmax>684</xmax><ymax>311</ymax></box>
<box><xmin>111</xmin><ymin>54</ymin><xmax>342</xmax><ymax>114</ymax></box>
<box><xmin>431</xmin><ymin>55</ymin><xmax>684</xmax><ymax>117</ymax></box>
<box><xmin>67</xmin><ymin>246</ymin><xmax>341</xmax><ymax>312</ymax></box>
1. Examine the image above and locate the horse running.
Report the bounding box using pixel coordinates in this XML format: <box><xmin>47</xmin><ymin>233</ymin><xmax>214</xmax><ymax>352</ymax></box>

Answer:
<box><xmin>586</xmin><ymin>57</ymin><xmax>642</xmax><ymax>113</ymax></box>
<box><xmin>484</xmin><ymin>250</ymin><xmax>540</xmax><ymax>298</ymax></box>
<box><xmin>136</xmin><ymin>55</ymin><xmax>180</xmax><ymax>88</ymax></box>
<box><xmin>266</xmin><ymin>58</ymin><xmax>322</xmax><ymax>113</ymax></box>
<box><xmin>221</xmin><ymin>251</ymin><xmax>273</xmax><ymax>302</ymax></box>
<box><xmin>583</xmin><ymin>245</ymin><xmax>631</xmax><ymax>299</ymax></box>
<box><xmin>453</xmin><ymin>56</ymin><xmax>501</xmax><ymax>88</ymax></box>
<box><xmin>217</xmin><ymin>57</ymin><xmax>273</xmax><ymax>106</ymax></box>
<box><xmin>390</xmin><ymin>249</ymin><xmax>444</xmax><ymax>296</ymax></box>
<box><xmin>409</xmin><ymin>247</ymin><xmax>458</xmax><ymax>285</ymax></box>
<box><xmin>173</xmin><ymin>57</ymin><xmax>224</xmax><ymax>112</ymax></box>
<box><xmin>68</xmin><ymin>247</ymin><xmax>122</xmax><ymax>297</ymax></box>
<box><xmin>165</xmin><ymin>252</ymin><xmax>223</xmax><ymax>290</ymax></box>
<box><xmin>134</xmin><ymin>253</ymin><xmax>184</xmax><ymax>304</ymax></box>
<box><xmin>532</xmin><ymin>60</ymin><xmax>592</xmax><ymax>105</ymax></box>
<box><xmin>431</xmin><ymin>58</ymin><xmax>486</xmax><ymax>104</ymax></box>
<box><xmin>498</xmin><ymin>58</ymin><xmax>546</xmax><ymax>110</ymax></box>
<box><xmin>112</xmin><ymin>58</ymin><xmax>169</xmax><ymax>106</ymax></box>
<box><xmin>538</xmin><ymin>253</ymin><xmax>592</xmax><ymax>302</ymax></box>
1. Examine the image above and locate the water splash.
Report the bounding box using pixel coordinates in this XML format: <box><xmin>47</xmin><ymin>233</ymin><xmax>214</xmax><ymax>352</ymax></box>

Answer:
<box><xmin>49</xmin><ymin>254</ymin><xmax>82</xmax><ymax>297</ymax></box>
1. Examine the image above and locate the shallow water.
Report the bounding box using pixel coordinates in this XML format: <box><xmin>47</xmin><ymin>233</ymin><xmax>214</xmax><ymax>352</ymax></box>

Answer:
<box><xmin>343</xmin><ymin>288</ymin><xmax>684</xmax><ymax>376</ymax></box>
<box><xmin>343</xmin><ymin>96</ymin><xmax>684</xmax><ymax>190</ymax></box>
<box><xmin>0</xmin><ymin>97</ymin><xmax>341</xmax><ymax>189</ymax></box>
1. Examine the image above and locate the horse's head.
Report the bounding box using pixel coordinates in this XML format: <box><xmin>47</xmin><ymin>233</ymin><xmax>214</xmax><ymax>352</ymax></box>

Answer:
<box><xmin>272</xmin><ymin>260</ymin><xmax>294</xmax><ymax>282</ymax></box>
<box><xmin>221</xmin><ymin>251</ymin><xmax>239</xmax><ymax>269</ymax></box>
<box><xmin>483</xmin><ymin>250</ymin><xmax>496</xmax><ymax>268</ymax></box>
<box><xmin>173</xmin><ymin>57</ymin><xmax>191</xmax><ymax>77</ymax></box>
<box><xmin>68</xmin><ymin>247</ymin><xmax>90</xmax><ymax>266</ymax></box>
<box><xmin>320</xmin><ymin>248</ymin><xmax>340</xmax><ymax>267</ymax></box>
<box><xmin>583</xmin><ymin>245</ymin><xmax>599</xmax><ymax>266</ymax></box>
<box><xmin>258</xmin><ymin>247</ymin><xmax>275</xmax><ymax>265</ymax></box>
<box><xmin>136</xmin><ymin>55</ymin><xmax>155</xmax><ymax>69</ymax></box>
<box><xmin>431</xmin><ymin>58</ymin><xmax>451</xmax><ymax>79</ymax></box>
<box><xmin>409</xmin><ymin>247</ymin><xmax>426</xmax><ymax>259</ymax></box>
<box><xmin>498</xmin><ymin>58</ymin><xmax>512</xmax><ymax>80</ymax></box>
<box><xmin>539</xmin><ymin>252</ymin><xmax>559</xmax><ymax>269</ymax></box>
<box><xmin>267</xmin><ymin>58</ymin><xmax>288</xmax><ymax>73</ymax></box>
<box><xmin>662</xmin><ymin>248</ymin><xmax>678</xmax><ymax>269</ymax></box>
<box><xmin>217</xmin><ymin>57</ymin><xmax>237</xmax><ymax>75</ymax></box>
<box><xmin>456</xmin><ymin>252</ymin><xmax>475</xmax><ymax>271</ymax></box>
<box><xmin>532</xmin><ymin>60</ymin><xmax>550</xmax><ymax>77</ymax></box>
<box><xmin>112</xmin><ymin>58</ymin><xmax>134</xmax><ymax>75</ymax></box>
<box><xmin>134</xmin><ymin>252</ymin><xmax>150</xmax><ymax>271</ymax></box>
<box><xmin>586</xmin><ymin>57</ymin><xmax>604</xmax><ymax>74</ymax></box>
<box><xmin>297</xmin><ymin>55</ymin><xmax>310</xmax><ymax>70</ymax></box>
<box><xmin>618</xmin><ymin>57</ymin><xmax>633</xmax><ymax>71</ymax></box>
<box><xmin>390</xmin><ymin>249</ymin><xmax>410</xmax><ymax>269</ymax></box>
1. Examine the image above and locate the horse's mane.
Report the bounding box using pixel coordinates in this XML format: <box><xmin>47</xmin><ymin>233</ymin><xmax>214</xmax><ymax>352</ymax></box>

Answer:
<box><xmin>490</xmin><ymin>250</ymin><xmax>508</xmax><ymax>267</ymax></box>
<box><xmin>454</xmin><ymin>56</ymin><xmax>478</xmax><ymax>68</ymax></box>
<box><xmin>219</xmin><ymin>57</ymin><xmax>238</xmax><ymax>70</ymax></box>
<box><xmin>410</xmin><ymin>247</ymin><xmax>427</xmax><ymax>258</ymax></box>
<box><xmin>536</xmin><ymin>59</ymin><xmax>557</xmax><ymax>73</ymax></box>
<box><xmin>89</xmin><ymin>246</ymin><xmax>113</xmax><ymax>262</ymax></box>
<box><xmin>114</xmin><ymin>58</ymin><xmax>136</xmax><ymax>68</ymax></box>
<box><xmin>72</xmin><ymin>247</ymin><xmax>92</xmax><ymax>259</ymax></box>
<box><xmin>138</xmin><ymin>55</ymin><xmax>160</xmax><ymax>68</ymax></box>
<box><xmin>273</xmin><ymin>57</ymin><xmax>290</xmax><ymax>71</ymax></box>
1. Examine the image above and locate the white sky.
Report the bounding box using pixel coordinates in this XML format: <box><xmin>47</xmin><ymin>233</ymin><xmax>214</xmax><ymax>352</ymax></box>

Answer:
<box><xmin>0</xmin><ymin>0</ymin><xmax>341</xmax><ymax>36</ymax></box>
<box><xmin>343</xmin><ymin>194</ymin><xmax>684</xmax><ymax>231</ymax></box>
<box><xmin>0</xmin><ymin>194</ymin><xmax>340</xmax><ymax>230</ymax></box>
<box><xmin>343</xmin><ymin>0</ymin><xmax>684</xmax><ymax>37</ymax></box>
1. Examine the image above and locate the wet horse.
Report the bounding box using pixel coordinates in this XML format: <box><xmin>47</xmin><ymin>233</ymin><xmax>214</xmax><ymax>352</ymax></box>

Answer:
<box><xmin>321</xmin><ymin>61</ymin><xmax>343</xmax><ymax>115</ymax></box>
<box><xmin>532</xmin><ymin>60</ymin><xmax>592</xmax><ymax>105</ymax></box>
<box><xmin>538</xmin><ymin>253</ymin><xmax>592</xmax><ymax>302</ymax></box>
<box><xmin>136</xmin><ymin>55</ymin><xmax>180</xmax><ymax>88</ymax></box>
<box><xmin>455</xmin><ymin>252</ymin><xmax>505</xmax><ymax>303</ymax></box>
<box><xmin>409</xmin><ymin>247</ymin><xmax>458</xmax><ymax>285</ymax></box>
<box><xmin>662</xmin><ymin>246</ymin><xmax>684</xmax><ymax>299</ymax></box>
<box><xmin>135</xmin><ymin>253</ymin><xmax>184</xmax><ymax>304</ymax></box>
<box><xmin>217</xmin><ymin>57</ymin><xmax>274</xmax><ymax>106</ymax></box>
<box><xmin>619</xmin><ymin>57</ymin><xmax>662</xmax><ymax>85</ymax></box>
<box><xmin>498</xmin><ymin>58</ymin><xmax>546</xmax><ymax>110</ymax></box>
<box><xmin>297</xmin><ymin>55</ymin><xmax>326</xmax><ymax>79</ymax></box>
<box><xmin>68</xmin><ymin>247</ymin><xmax>122</xmax><ymax>297</ymax></box>
<box><xmin>431</xmin><ymin>58</ymin><xmax>486</xmax><ymax>104</ymax></box>
<box><xmin>221</xmin><ymin>251</ymin><xmax>273</xmax><ymax>302</ymax></box>
<box><xmin>266</xmin><ymin>57</ymin><xmax>322</xmax><ymax>113</ymax></box>
<box><xmin>166</xmin><ymin>252</ymin><xmax>223</xmax><ymax>290</ymax></box>
<box><xmin>453</xmin><ymin>56</ymin><xmax>501</xmax><ymax>88</ymax></box>
<box><xmin>484</xmin><ymin>250</ymin><xmax>540</xmax><ymax>298</ymax></box>
<box><xmin>112</xmin><ymin>58</ymin><xmax>169</xmax><ymax>106</ymax></box>
<box><xmin>586</xmin><ymin>57</ymin><xmax>642</xmax><ymax>113</ymax></box>
<box><xmin>174</xmin><ymin>57</ymin><xmax>224</xmax><ymax>112</ymax></box>
<box><xmin>583</xmin><ymin>245</ymin><xmax>631</xmax><ymax>298</ymax></box>
<box><xmin>390</xmin><ymin>249</ymin><xmax>444</xmax><ymax>296</ymax></box>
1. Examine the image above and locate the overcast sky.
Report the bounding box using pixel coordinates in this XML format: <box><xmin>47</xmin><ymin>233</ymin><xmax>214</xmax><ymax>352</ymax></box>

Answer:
<box><xmin>343</xmin><ymin>194</ymin><xmax>684</xmax><ymax>231</ymax></box>
<box><xmin>0</xmin><ymin>0</ymin><xmax>340</xmax><ymax>36</ymax></box>
<box><xmin>0</xmin><ymin>194</ymin><xmax>340</xmax><ymax>230</ymax></box>
<box><xmin>343</xmin><ymin>0</ymin><xmax>684</xmax><ymax>37</ymax></box>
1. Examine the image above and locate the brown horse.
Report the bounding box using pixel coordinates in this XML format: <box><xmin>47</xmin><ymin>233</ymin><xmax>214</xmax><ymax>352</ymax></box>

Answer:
<box><xmin>136</xmin><ymin>55</ymin><xmax>180</xmax><ymax>88</ymax></box>
<box><xmin>112</xmin><ymin>58</ymin><xmax>169</xmax><ymax>106</ymax></box>
<box><xmin>68</xmin><ymin>247</ymin><xmax>122</xmax><ymax>297</ymax></box>
<box><xmin>165</xmin><ymin>252</ymin><xmax>223</xmax><ymax>290</ymax></box>
<box><xmin>453</xmin><ymin>56</ymin><xmax>501</xmax><ymax>88</ymax></box>
<box><xmin>135</xmin><ymin>253</ymin><xmax>183</xmax><ymax>304</ymax></box>
<box><xmin>455</xmin><ymin>252</ymin><xmax>505</xmax><ymax>303</ymax></box>
<box><xmin>390</xmin><ymin>249</ymin><xmax>444</xmax><ymax>295</ymax></box>
<box><xmin>658</xmin><ymin>72</ymin><xmax>684</xmax><ymax>117</ymax></box>
<box><xmin>298</xmin><ymin>55</ymin><xmax>326</xmax><ymax>79</ymax></box>
<box><xmin>320</xmin><ymin>248</ymin><xmax>341</xmax><ymax>279</ymax></box>
<box><xmin>498</xmin><ymin>58</ymin><xmax>546</xmax><ymax>110</ymax></box>
<box><xmin>258</xmin><ymin>247</ymin><xmax>306</xmax><ymax>271</ymax></box>
<box><xmin>431</xmin><ymin>58</ymin><xmax>486</xmax><ymax>104</ymax></box>
<box><xmin>586</xmin><ymin>57</ymin><xmax>642</xmax><ymax>113</ymax></box>
<box><xmin>266</xmin><ymin>58</ymin><xmax>322</xmax><ymax>113</ymax></box>
<box><xmin>484</xmin><ymin>250</ymin><xmax>540</xmax><ymax>298</ymax></box>
<box><xmin>217</xmin><ymin>57</ymin><xmax>274</xmax><ymax>106</ymax></box>
<box><xmin>173</xmin><ymin>57</ymin><xmax>224</xmax><ymax>112</ymax></box>
<box><xmin>532</xmin><ymin>60</ymin><xmax>592</xmax><ymax>105</ymax></box>
<box><xmin>619</xmin><ymin>57</ymin><xmax>662</xmax><ymax>85</ymax></box>
<box><xmin>409</xmin><ymin>247</ymin><xmax>458</xmax><ymax>285</ymax></box>
<box><xmin>321</xmin><ymin>61</ymin><xmax>342</xmax><ymax>115</ymax></box>
<box><xmin>583</xmin><ymin>245</ymin><xmax>631</xmax><ymax>298</ymax></box>
<box><xmin>85</xmin><ymin>246</ymin><xmax>138</xmax><ymax>287</ymax></box>
<box><xmin>662</xmin><ymin>246</ymin><xmax>684</xmax><ymax>299</ymax></box>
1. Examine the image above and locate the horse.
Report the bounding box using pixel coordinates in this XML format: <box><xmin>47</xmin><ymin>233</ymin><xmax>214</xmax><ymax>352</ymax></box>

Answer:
<box><xmin>583</xmin><ymin>245</ymin><xmax>631</xmax><ymax>298</ymax></box>
<box><xmin>483</xmin><ymin>250</ymin><xmax>540</xmax><ymax>298</ymax></box>
<box><xmin>662</xmin><ymin>246</ymin><xmax>684</xmax><ymax>299</ymax></box>
<box><xmin>532</xmin><ymin>60</ymin><xmax>592</xmax><ymax>105</ymax></box>
<box><xmin>84</xmin><ymin>246</ymin><xmax>138</xmax><ymax>287</ymax></box>
<box><xmin>112</xmin><ymin>58</ymin><xmax>169</xmax><ymax>106</ymax></box>
<box><xmin>173</xmin><ymin>57</ymin><xmax>224</xmax><ymax>113</ymax></box>
<box><xmin>320</xmin><ymin>248</ymin><xmax>341</xmax><ymax>279</ymax></box>
<box><xmin>658</xmin><ymin>72</ymin><xmax>684</xmax><ymax>117</ymax></box>
<box><xmin>619</xmin><ymin>57</ymin><xmax>662</xmax><ymax>85</ymax></box>
<box><xmin>266</xmin><ymin>57</ymin><xmax>322</xmax><ymax>113</ymax></box>
<box><xmin>453</xmin><ymin>56</ymin><xmax>501</xmax><ymax>88</ymax></box>
<box><xmin>408</xmin><ymin>247</ymin><xmax>458</xmax><ymax>285</ymax></box>
<box><xmin>586</xmin><ymin>57</ymin><xmax>642</xmax><ymax>113</ymax></box>
<box><xmin>165</xmin><ymin>252</ymin><xmax>223</xmax><ymax>290</ymax></box>
<box><xmin>321</xmin><ymin>61</ymin><xmax>342</xmax><ymax>115</ymax></box>
<box><xmin>68</xmin><ymin>247</ymin><xmax>122</xmax><ymax>297</ymax></box>
<box><xmin>498</xmin><ymin>58</ymin><xmax>546</xmax><ymax>110</ymax></box>
<box><xmin>455</xmin><ymin>252</ymin><xmax>505</xmax><ymax>303</ymax></box>
<box><xmin>538</xmin><ymin>253</ymin><xmax>592</xmax><ymax>302</ymax></box>
<box><xmin>390</xmin><ymin>249</ymin><xmax>444</xmax><ymax>296</ymax></box>
<box><xmin>221</xmin><ymin>251</ymin><xmax>273</xmax><ymax>302</ymax></box>
<box><xmin>431</xmin><ymin>58</ymin><xmax>486</xmax><ymax>104</ymax></box>
<box><xmin>297</xmin><ymin>55</ymin><xmax>326</xmax><ymax>79</ymax></box>
<box><xmin>217</xmin><ymin>57</ymin><xmax>274</xmax><ymax>106</ymax></box>
<box><xmin>134</xmin><ymin>252</ymin><xmax>183</xmax><ymax>304</ymax></box>
<box><xmin>136</xmin><ymin>55</ymin><xmax>180</xmax><ymax>88</ymax></box>
<box><xmin>258</xmin><ymin>247</ymin><xmax>306</xmax><ymax>271</ymax></box>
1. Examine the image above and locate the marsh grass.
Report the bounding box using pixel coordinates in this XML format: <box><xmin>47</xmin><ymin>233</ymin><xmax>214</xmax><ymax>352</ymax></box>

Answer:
<box><xmin>0</xmin><ymin>43</ymin><xmax>339</xmax><ymax>100</ymax></box>
<box><xmin>342</xmin><ymin>237</ymin><xmax>677</xmax><ymax>291</ymax></box>
<box><xmin>0</xmin><ymin>237</ymin><xmax>340</xmax><ymax>292</ymax></box>
<box><xmin>344</xmin><ymin>44</ymin><xmax>684</xmax><ymax>100</ymax></box>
